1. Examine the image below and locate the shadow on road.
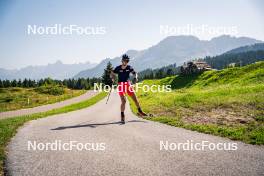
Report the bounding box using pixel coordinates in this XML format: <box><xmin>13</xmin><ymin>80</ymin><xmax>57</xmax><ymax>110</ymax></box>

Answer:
<box><xmin>51</xmin><ymin>120</ymin><xmax>147</xmax><ymax>130</ymax></box>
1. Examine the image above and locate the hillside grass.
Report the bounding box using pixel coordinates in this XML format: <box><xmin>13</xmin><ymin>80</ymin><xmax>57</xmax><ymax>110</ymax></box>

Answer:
<box><xmin>0</xmin><ymin>87</ymin><xmax>86</xmax><ymax>112</ymax></box>
<box><xmin>130</xmin><ymin>61</ymin><xmax>264</xmax><ymax>145</ymax></box>
<box><xmin>0</xmin><ymin>91</ymin><xmax>107</xmax><ymax>176</ymax></box>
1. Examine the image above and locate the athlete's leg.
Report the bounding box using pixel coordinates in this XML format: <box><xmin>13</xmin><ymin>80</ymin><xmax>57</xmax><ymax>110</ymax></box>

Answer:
<box><xmin>120</xmin><ymin>95</ymin><xmax>126</xmax><ymax>112</ymax></box>
<box><xmin>119</xmin><ymin>95</ymin><xmax>126</xmax><ymax>123</ymax></box>
<box><xmin>130</xmin><ymin>93</ymin><xmax>148</xmax><ymax>116</ymax></box>
<box><xmin>130</xmin><ymin>93</ymin><xmax>140</xmax><ymax>109</ymax></box>
<box><xmin>127</xmin><ymin>81</ymin><xmax>140</xmax><ymax>108</ymax></box>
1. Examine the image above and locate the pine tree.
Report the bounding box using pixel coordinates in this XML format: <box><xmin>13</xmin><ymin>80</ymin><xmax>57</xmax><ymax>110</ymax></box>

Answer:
<box><xmin>44</xmin><ymin>78</ymin><xmax>53</xmax><ymax>85</ymax></box>
<box><xmin>166</xmin><ymin>68</ymin><xmax>173</xmax><ymax>76</ymax></box>
<box><xmin>75</xmin><ymin>79</ymin><xmax>80</xmax><ymax>89</ymax></box>
<box><xmin>28</xmin><ymin>79</ymin><xmax>34</xmax><ymax>87</ymax></box>
<box><xmin>11</xmin><ymin>79</ymin><xmax>17</xmax><ymax>87</ymax></box>
<box><xmin>22</xmin><ymin>79</ymin><xmax>29</xmax><ymax>87</ymax></box>
<box><xmin>17</xmin><ymin>79</ymin><xmax>22</xmax><ymax>87</ymax></box>
<box><xmin>102</xmin><ymin>61</ymin><xmax>113</xmax><ymax>86</ymax></box>
<box><xmin>38</xmin><ymin>79</ymin><xmax>44</xmax><ymax>86</ymax></box>
<box><xmin>32</xmin><ymin>80</ymin><xmax>36</xmax><ymax>87</ymax></box>
<box><xmin>4</xmin><ymin>80</ymin><xmax>11</xmax><ymax>87</ymax></box>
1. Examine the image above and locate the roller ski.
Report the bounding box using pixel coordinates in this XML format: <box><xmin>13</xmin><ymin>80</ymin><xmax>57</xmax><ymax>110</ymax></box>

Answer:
<box><xmin>137</xmin><ymin>109</ymin><xmax>153</xmax><ymax>118</ymax></box>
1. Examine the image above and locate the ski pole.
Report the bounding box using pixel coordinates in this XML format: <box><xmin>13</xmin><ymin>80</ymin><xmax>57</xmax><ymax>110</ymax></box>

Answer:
<box><xmin>106</xmin><ymin>85</ymin><xmax>112</xmax><ymax>104</ymax></box>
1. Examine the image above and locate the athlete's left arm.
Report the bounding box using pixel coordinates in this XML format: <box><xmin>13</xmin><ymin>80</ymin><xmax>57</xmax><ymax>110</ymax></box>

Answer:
<box><xmin>130</xmin><ymin>67</ymin><xmax>138</xmax><ymax>82</ymax></box>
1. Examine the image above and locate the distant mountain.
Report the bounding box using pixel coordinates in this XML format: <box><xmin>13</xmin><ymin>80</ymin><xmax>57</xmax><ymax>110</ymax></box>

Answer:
<box><xmin>138</xmin><ymin>43</ymin><xmax>264</xmax><ymax>80</ymax></box>
<box><xmin>204</xmin><ymin>43</ymin><xmax>264</xmax><ymax>69</ymax></box>
<box><xmin>225</xmin><ymin>43</ymin><xmax>264</xmax><ymax>54</ymax></box>
<box><xmin>0</xmin><ymin>60</ymin><xmax>97</xmax><ymax>80</ymax></box>
<box><xmin>74</xmin><ymin>35</ymin><xmax>262</xmax><ymax>78</ymax></box>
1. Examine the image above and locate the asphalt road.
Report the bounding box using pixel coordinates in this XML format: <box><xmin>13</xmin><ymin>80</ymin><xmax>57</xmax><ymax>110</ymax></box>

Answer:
<box><xmin>6</xmin><ymin>92</ymin><xmax>264</xmax><ymax>176</ymax></box>
<box><xmin>0</xmin><ymin>90</ymin><xmax>97</xmax><ymax>119</ymax></box>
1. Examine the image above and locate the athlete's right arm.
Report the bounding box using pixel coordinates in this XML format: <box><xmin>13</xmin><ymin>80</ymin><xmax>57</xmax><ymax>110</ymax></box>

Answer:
<box><xmin>110</xmin><ymin>71</ymin><xmax>116</xmax><ymax>82</ymax></box>
<box><xmin>110</xmin><ymin>66</ymin><xmax>118</xmax><ymax>82</ymax></box>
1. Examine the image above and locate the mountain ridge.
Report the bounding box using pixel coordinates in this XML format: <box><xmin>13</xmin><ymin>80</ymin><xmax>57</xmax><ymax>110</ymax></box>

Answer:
<box><xmin>0</xmin><ymin>60</ymin><xmax>97</xmax><ymax>80</ymax></box>
<box><xmin>74</xmin><ymin>35</ymin><xmax>262</xmax><ymax>78</ymax></box>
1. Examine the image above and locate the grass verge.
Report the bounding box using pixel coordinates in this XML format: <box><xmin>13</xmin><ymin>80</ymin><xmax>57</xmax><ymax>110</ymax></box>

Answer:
<box><xmin>129</xmin><ymin>95</ymin><xmax>264</xmax><ymax>145</ymax></box>
<box><xmin>0</xmin><ymin>87</ymin><xmax>86</xmax><ymax>112</ymax></box>
<box><xmin>129</xmin><ymin>62</ymin><xmax>264</xmax><ymax>145</ymax></box>
<box><xmin>0</xmin><ymin>91</ymin><xmax>107</xmax><ymax>176</ymax></box>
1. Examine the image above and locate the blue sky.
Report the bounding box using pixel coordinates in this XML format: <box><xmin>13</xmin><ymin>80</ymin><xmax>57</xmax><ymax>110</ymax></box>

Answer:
<box><xmin>0</xmin><ymin>0</ymin><xmax>263</xmax><ymax>69</ymax></box>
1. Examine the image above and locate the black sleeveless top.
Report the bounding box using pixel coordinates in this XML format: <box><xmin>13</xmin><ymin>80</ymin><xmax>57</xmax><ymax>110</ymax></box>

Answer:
<box><xmin>113</xmin><ymin>65</ymin><xmax>136</xmax><ymax>82</ymax></box>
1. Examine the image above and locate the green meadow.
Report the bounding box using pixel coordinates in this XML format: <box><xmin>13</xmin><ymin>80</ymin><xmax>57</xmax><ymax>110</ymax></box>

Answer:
<box><xmin>130</xmin><ymin>61</ymin><xmax>264</xmax><ymax>144</ymax></box>
<box><xmin>0</xmin><ymin>87</ymin><xmax>86</xmax><ymax>112</ymax></box>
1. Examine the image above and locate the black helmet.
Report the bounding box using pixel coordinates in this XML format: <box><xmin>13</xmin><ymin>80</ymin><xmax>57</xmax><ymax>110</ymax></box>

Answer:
<box><xmin>122</xmin><ymin>54</ymin><xmax>130</xmax><ymax>62</ymax></box>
